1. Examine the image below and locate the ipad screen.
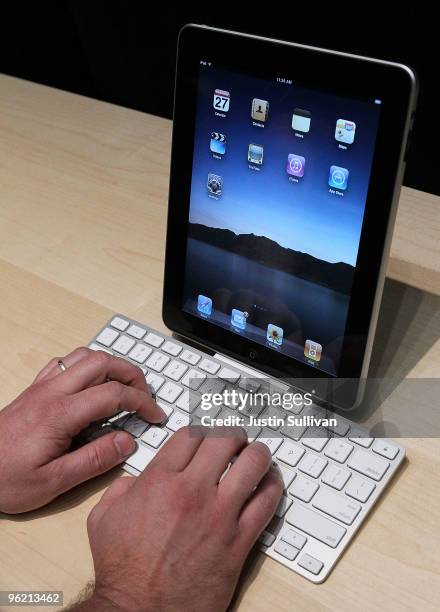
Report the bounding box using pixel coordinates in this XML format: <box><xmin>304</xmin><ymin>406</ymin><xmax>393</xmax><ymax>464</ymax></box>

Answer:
<box><xmin>182</xmin><ymin>61</ymin><xmax>381</xmax><ymax>376</ymax></box>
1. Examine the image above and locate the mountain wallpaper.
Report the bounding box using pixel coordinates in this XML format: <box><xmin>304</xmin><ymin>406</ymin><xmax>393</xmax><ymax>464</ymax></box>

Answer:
<box><xmin>188</xmin><ymin>223</ymin><xmax>354</xmax><ymax>295</ymax></box>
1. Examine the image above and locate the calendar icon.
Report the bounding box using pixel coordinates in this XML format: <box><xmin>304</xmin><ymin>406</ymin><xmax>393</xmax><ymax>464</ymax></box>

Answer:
<box><xmin>213</xmin><ymin>89</ymin><xmax>230</xmax><ymax>112</ymax></box>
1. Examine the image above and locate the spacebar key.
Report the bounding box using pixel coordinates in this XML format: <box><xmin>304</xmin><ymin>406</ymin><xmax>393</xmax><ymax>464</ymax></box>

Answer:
<box><xmin>286</xmin><ymin>504</ymin><xmax>346</xmax><ymax>548</ymax></box>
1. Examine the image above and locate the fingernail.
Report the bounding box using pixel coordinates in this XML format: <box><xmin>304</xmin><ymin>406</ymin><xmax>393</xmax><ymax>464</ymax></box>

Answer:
<box><xmin>114</xmin><ymin>432</ymin><xmax>136</xmax><ymax>458</ymax></box>
<box><xmin>153</xmin><ymin>401</ymin><xmax>167</xmax><ymax>422</ymax></box>
<box><xmin>158</xmin><ymin>410</ymin><xmax>167</xmax><ymax>423</ymax></box>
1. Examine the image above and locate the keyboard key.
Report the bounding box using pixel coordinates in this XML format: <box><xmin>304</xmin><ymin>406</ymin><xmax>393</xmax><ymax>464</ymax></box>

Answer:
<box><xmin>167</xmin><ymin>411</ymin><xmax>191</xmax><ymax>432</ymax></box>
<box><xmin>96</xmin><ymin>327</ymin><xmax>119</xmax><ymax>347</ymax></box>
<box><xmin>257</xmin><ymin>433</ymin><xmax>283</xmax><ymax>455</ymax></box>
<box><xmin>145</xmin><ymin>372</ymin><xmax>165</xmax><ymax>393</ymax></box>
<box><xmin>326</xmin><ymin>414</ymin><xmax>350</xmax><ymax>436</ymax></box>
<box><xmin>286</xmin><ymin>504</ymin><xmax>346</xmax><ymax>548</ymax></box>
<box><xmin>146</xmin><ymin>351</ymin><xmax>170</xmax><ymax>372</ymax></box>
<box><xmin>349</xmin><ymin>429</ymin><xmax>374</xmax><ymax>448</ymax></box>
<box><xmin>312</xmin><ymin>488</ymin><xmax>361</xmax><ymax>525</ymax></box>
<box><xmin>324</xmin><ymin>439</ymin><xmax>353</xmax><ymax>464</ymax></box>
<box><xmin>181</xmin><ymin>369</ymin><xmax>206</xmax><ymax>390</ymax></box>
<box><xmin>290</xmin><ymin>475</ymin><xmax>319</xmax><ymax>502</ymax></box>
<box><xmin>112</xmin><ymin>335</ymin><xmax>136</xmax><ymax>355</ymax></box>
<box><xmin>280</xmin><ymin>424</ymin><xmax>307</xmax><ymax>441</ymax></box>
<box><xmin>238</xmin><ymin>378</ymin><xmax>261</xmax><ymax>393</ymax></box>
<box><xmin>110</xmin><ymin>316</ymin><xmax>129</xmax><ymax>331</ymax></box>
<box><xmin>194</xmin><ymin>403</ymin><xmax>222</xmax><ymax>420</ymax></box>
<box><xmin>144</xmin><ymin>332</ymin><xmax>164</xmax><ymax>347</ymax></box>
<box><xmin>298</xmin><ymin>453</ymin><xmax>327</xmax><ymax>478</ymax></box>
<box><xmin>347</xmin><ymin>449</ymin><xmax>389</xmax><ymax>481</ymax></box>
<box><xmin>258</xmin><ymin>530</ymin><xmax>276</xmax><ymax>547</ymax></box>
<box><xmin>127</xmin><ymin>324</ymin><xmax>146</xmax><ymax>339</ymax></box>
<box><xmin>281</xmin><ymin>529</ymin><xmax>307</xmax><ymax>550</ymax></box>
<box><xmin>141</xmin><ymin>427</ymin><xmax>168</xmax><ymax>449</ymax></box>
<box><xmin>198</xmin><ymin>377</ymin><xmax>226</xmax><ymax>396</ymax></box>
<box><xmin>218</xmin><ymin>367</ymin><xmax>240</xmax><ymax>383</ymax></box>
<box><xmin>180</xmin><ymin>349</ymin><xmax>201</xmax><ymax>365</ymax></box>
<box><xmin>372</xmin><ymin>439</ymin><xmax>399</xmax><ymax>460</ymax></box>
<box><xmin>245</xmin><ymin>424</ymin><xmax>262</xmax><ymax>443</ymax></box>
<box><xmin>274</xmin><ymin>540</ymin><xmax>299</xmax><ymax>561</ymax></box>
<box><xmin>125</xmin><ymin>443</ymin><xmax>155</xmax><ymax>472</ymax></box>
<box><xmin>122</xmin><ymin>416</ymin><xmax>149</xmax><ymax>437</ymax></box>
<box><xmin>176</xmin><ymin>390</ymin><xmax>201</xmax><ymax>413</ymax></box>
<box><xmin>303</xmin><ymin>403</ymin><xmax>327</xmax><ymax>419</ymax></box>
<box><xmin>298</xmin><ymin>554</ymin><xmax>324</xmax><ymax>575</ymax></box>
<box><xmin>261</xmin><ymin>405</ymin><xmax>287</xmax><ymax>430</ymax></box>
<box><xmin>345</xmin><ymin>474</ymin><xmax>375</xmax><ymax>502</ymax></box>
<box><xmin>199</xmin><ymin>358</ymin><xmax>220</xmax><ymax>374</ymax></box>
<box><xmin>163</xmin><ymin>360</ymin><xmax>188</xmax><ymax>381</ymax></box>
<box><xmin>162</xmin><ymin>341</ymin><xmax>182</xmax><ymax>356</ymax></box>
<box><xmin>276</xmin><ymin>441</ymin><xmax>305</xmax><ymax>467</ymax></box>
<box><xmin>128</xmin><ymin>343</ymin><xmax>152</xmax><ymax>364</ymax></box>
<box><xmin>239</xmin><ymin>398</ymin><xmax>266</xmax><ymax>418</ymax></box>
<box><xmin>275</xmin><ymin>495</ymin><xmax>292</xmax><ymax>518</ymax></box>
<box><xmin>157</xmin><ymin>381</ymin><xmax>183</xmax><ymax>404</ymax></box>
<box><xmin>322</xmin><ymin>464</ymin><xmax>351</xmax><ymax>491</ymax></box>
<box><xmin>275</xmin><ymin>463</ymin><xmax>296</xmax><ymax>488</ymax></box>
<box><xmin>302</xmin><ymin>428</ymin><xmax>329</xmax><ymax>452</ymax></box>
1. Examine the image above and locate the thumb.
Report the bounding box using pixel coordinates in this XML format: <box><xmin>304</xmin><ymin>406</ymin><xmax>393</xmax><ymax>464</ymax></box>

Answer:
<box><xmin>50</xmin><ymin>431</ymin><xmax>136</xmax><ymax>494</ymax></box>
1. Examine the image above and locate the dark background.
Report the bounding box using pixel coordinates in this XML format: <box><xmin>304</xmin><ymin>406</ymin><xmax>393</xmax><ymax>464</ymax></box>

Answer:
<box><xmin>0</xmin><ymin>2</ymin><xmax>436</xmax><ymax>195</ymax></box>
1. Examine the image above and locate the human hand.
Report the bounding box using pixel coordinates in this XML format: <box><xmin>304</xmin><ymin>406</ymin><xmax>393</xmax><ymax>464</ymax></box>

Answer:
<box><xmin>81</xmin><ymin>426</ymin><xmax>283</xmax><ymax>612</ymax></box>
<box><xmin>0</xmin><ymin>347</ymin><xmax>165</xmax><ymax>514</ymax></box>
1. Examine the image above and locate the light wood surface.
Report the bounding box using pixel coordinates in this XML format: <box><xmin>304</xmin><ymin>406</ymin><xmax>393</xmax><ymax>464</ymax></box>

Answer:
<box><xmin>0</xmin><ymin>74</ymin><xmax>439</xmax><ymax>611</ymax></box>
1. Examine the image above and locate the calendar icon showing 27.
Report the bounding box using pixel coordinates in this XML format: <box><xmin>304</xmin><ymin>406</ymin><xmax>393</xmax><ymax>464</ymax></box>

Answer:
<box><xmin>213</xmin><ymin>89</ymin><xmax>230</xmax><ymax>112</ymax></box>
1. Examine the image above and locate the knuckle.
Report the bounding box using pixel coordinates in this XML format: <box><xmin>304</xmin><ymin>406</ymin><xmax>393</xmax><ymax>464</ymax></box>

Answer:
<box><xmin>106</xmin><ymin>380</ymin><xmax>125</xmax><ymax>397</ymax></box>
<box><xmin>89</xmin><ymin>349</ymin><xmax>110</xmax><ymax>368</ymax></box>
<box><xmin>87</xmin><ymin>443</ymin><xmax>109</xmax><ymax>474</ymax></box>
<box><xmin>46</xmin><ymin>357</ymin><xmax>61</xmax><ymax>370</ymax></box>
<box><xmin>44</xmin><ymin>461</ymin><xmax>65</xmax><ymax>494</ymax></box>
<box><xmin>74</xmin><ymin>346</ymin><xmax>91</xmax><ymax>359</ymax></box>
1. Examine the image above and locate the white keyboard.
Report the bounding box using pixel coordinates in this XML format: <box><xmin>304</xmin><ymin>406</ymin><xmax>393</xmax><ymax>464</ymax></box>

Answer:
<box><xmin>88</xmin><ymin>314</ymin><xmax>405</xmax><ymax>583</ymax></box>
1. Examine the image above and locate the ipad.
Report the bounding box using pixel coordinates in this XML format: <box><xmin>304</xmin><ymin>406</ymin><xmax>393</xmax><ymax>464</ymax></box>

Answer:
<box><xmin>163</xmin><ymin>24</ymin><xmax>417</xmax><ymax>408</ymax></box>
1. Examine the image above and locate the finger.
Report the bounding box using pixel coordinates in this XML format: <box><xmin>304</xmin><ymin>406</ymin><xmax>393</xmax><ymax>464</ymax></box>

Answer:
<box><xmin>218</xmin><ymin>441</ymin><xmax>273</xmax><ymax>516</ymax></box>
<box><xmin>185</xmin><ymin>426</ymin><xmax>248</xmax><ymax>485</ymax></box>
<box><xmin>238</xmin><ymin>467</ymin><xmax>283</xmax><ymax>549</ymax></box>
<box><xmin>62</xmin><ymin>381</ymin><xmax>166</xmax><ymax>435</ymax></box>
<box><xmin>88</xmin><ymin>475</ymin><xmax>135</xmax><ymax>529</ymax></box>
<box><xmin>139</xmin><ymin>425</ymin><xmax>206</xmax><ymax>474</ymax></box>
<box><xmin>49</xmin><ymin>430</ymin><xmax>136</xmax><ymax>494</ymax></box>
<box><xmin>33</xmin><ymin>347</ymin><xmax>91</xmax><ymax>384</ymax></box>
<box><xmin>48</xmin><ymin>350</ymin><xmax>149</xmax><ymax>395</ymax></box>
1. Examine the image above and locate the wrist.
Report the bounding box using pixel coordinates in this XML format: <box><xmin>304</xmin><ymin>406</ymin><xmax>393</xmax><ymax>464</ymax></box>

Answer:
<box><xmin>69</xmin><ymin>588</ymin><xmax>125</xmax><ymax>611</ymax></box>
<box><xmin>88</xmin><ymin>585</ymin><xmax>153</xmax><ymax>612</ymax></box>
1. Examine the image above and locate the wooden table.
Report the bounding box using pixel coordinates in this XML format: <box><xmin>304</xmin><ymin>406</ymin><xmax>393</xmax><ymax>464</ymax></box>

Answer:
<box><xmin>0</xmin><ymin>74</ymin><xmax>439</xmax><ymax>611</ymax></box>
